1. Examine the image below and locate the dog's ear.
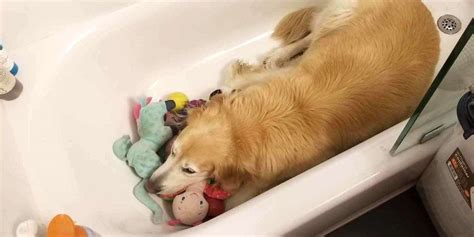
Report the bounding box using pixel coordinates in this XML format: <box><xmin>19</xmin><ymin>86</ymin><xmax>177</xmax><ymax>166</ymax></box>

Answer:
<box><xmin>212</xmin><ymin>162</ymin><xmax>249</xmax><ymax>193</ymax></box>
<box><xmin>187</xmin><ymin>94</ymin><xmax>226</xmax><ymax>124</ymax></box>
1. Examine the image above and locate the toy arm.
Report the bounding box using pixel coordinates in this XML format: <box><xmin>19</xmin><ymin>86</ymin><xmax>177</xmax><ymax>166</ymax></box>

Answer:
<box><xmin>112</xmin><ymin>135</ymin><xmax>132</xmax><ymax>161</ymax></box>
<box><xmin>167</xmin><ymin>219</ymin><xmax>182</xmax><ymax>226</ymax></box>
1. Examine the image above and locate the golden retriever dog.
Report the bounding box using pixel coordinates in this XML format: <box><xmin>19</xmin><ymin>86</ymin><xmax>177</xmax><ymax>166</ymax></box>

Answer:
<box><xmin>147</xmin><ymin>0</ymin><xmax>440</xmax><ymax>209</ymax></box>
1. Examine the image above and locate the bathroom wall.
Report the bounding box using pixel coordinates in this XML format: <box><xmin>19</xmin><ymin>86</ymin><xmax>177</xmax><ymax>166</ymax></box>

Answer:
<box><xmin>1</xmin><ymin>1</ymin><xmax>137</xmax><ymax>50</ymax></box>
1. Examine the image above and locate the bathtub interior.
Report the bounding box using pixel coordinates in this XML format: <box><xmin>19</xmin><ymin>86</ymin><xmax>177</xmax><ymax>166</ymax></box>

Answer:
<box><xmin>1</xmin><ymin>1</ymin><xmax>315</xmax><ymax>236</ymax></box>
<box><xmin>1</xmin><ymin>0</ymin><xmax>473</xmax><ymax>236</ymax></box>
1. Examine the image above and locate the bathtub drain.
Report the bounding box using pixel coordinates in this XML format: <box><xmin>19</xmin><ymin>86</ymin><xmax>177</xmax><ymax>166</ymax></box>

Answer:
<box><xmin>437</xmin><ymin>15</ymin><xmax>461</xmax><ymax>35</ymax></box>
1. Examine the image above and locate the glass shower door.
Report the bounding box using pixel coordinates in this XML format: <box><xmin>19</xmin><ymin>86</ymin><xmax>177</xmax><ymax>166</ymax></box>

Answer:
<box><xmin>391</xmin><ymin>18</ymin><xmax>474</xmax><ymax>154</ymax></box>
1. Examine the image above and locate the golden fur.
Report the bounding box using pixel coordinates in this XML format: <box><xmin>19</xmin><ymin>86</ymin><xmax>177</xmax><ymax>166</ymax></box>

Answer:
<box><xmin>272</xmin><ymin>7</ymin><xmax>316</xmax><ymax>45</ymax></box>
<box><xmin>148</xmin><ymin>0</ymin><xmax>440</xmax><ymax>208</ymax></box>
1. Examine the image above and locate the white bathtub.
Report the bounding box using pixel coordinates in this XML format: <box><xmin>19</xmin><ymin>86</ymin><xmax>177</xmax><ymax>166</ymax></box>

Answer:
<box><xmin>1</xmin><ymin>1</ymin><xmax>472</xmax><ymax>236</ymax></box>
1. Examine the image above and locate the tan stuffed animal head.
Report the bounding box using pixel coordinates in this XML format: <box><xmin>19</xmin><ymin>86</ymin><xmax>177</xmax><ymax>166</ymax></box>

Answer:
<box><xmin>171</xmin><ymin>182</ymin><xmax>209</xmax><ymax>226</ymax></box>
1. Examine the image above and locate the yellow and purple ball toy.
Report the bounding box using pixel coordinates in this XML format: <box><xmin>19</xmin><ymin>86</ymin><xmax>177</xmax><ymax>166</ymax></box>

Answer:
<box><xmin>166</xmin><ymin>92</ymin><xmax>189</xmax><ymax>111</ymax></box>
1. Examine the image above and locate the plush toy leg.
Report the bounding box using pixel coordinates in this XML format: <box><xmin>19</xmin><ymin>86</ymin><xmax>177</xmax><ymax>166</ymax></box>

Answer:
<box><xmin>167</xmin><ymin>219</ymin><xmax>182</xmax><ymax>226</ymax></box>
<box><xmin>112</xmin><ymin>135</ymin><xmax>132</xmax><ymax>161</ymax></box>
<box><xmin>128</xmin><ymin>144</ymin><xmax>163</xmax><ymax>178</ymax></box>
<box><xmin>134</xmin><ymin>179</ymin><xmax>163</xmax><ymax>224</ymax></box>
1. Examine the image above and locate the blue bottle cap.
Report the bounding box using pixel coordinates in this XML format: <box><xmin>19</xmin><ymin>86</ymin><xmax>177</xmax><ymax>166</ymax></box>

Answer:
<box><xmin>10</xmin><ymin>62</ymin><xmax>18</xmax><ymax>76</ymax></box>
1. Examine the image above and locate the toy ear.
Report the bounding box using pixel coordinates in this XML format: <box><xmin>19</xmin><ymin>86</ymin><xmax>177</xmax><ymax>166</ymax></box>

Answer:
<box><xmin>133</xmin><ymin>104</ymin><xmax>142</xmax><ymax>120</ymax></box>
<box><xmin>146</xmin><ymin>97</ymin><xmax>152</xmax><ymax>105</ymax></box>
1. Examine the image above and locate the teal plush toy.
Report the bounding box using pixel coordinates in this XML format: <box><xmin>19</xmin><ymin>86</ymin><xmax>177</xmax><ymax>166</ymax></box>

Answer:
<box><xmin>113</xmin><ymin>98</ymin><xmax>176</xmax><ymax>224</ymax></box>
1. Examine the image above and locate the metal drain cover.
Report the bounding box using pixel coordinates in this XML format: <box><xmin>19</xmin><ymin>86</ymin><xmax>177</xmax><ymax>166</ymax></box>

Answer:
<box><xmin>437</xmin><ymin>14</ymin><xmax>461</xmax><ymax>34</ymax></box>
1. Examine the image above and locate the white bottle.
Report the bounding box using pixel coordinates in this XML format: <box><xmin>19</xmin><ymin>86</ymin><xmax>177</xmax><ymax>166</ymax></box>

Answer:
<box><xmin>0</xmin><ymin>46</ymin><xmax>19</xmax><ymax>76</ymax></box>
<box><xmin>0</xmin><ymin>44</ymin><xmax>18</xmax><ymax>95</ymax></box>
<box><xmin>0</xmin><ymin>66</ymin><xmax>16</xmax><ymax>95</ymax></box>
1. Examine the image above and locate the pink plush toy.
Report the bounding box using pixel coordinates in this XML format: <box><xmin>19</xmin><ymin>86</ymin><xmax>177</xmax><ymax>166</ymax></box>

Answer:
<box><xmin>168</xmin><ymin>181</ymin><xmax>208</xmax><ymax>226</ymax></box>
<box><xmin>167</xmin><ymin>181</ymin><xmax>231</xmax><ymax>226</ymax></box>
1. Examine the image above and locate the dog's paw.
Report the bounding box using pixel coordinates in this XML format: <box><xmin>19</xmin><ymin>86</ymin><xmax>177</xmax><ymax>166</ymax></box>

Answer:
<box><xmin>225</xmin><ymin>60</ymin><xmax>251</xmax><ymax>87</ymax></box>
<box><xmin>227</xmin><ymin>60</ymin><xmax>252</xmax><ymax>79</ymax></box>
<box><xmin>263</xmin><ymin>48</ymin><xmax>290</xmax><ymax>70</ymax></box>
<box><xmin>219</xmin><ymin>85</ymin><xmax>234</xmax><ymax>95</ymax></box>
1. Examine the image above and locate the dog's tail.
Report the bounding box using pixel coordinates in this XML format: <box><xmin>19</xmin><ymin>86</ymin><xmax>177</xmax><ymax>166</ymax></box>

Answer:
<box><xmin>272</xmin><ymin>7</ymin><xmax>315</xmax><ymax>45</ymax></box>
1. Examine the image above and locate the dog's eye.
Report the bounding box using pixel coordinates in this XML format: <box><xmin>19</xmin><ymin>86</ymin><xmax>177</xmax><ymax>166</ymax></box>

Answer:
<box><xmin>182</xmin><ymin>167</ymin><xmax>196</xmax><ymax>174</ymax></box>
<box><xmin>171</xmin><ymin>150</ymin><xmax>176</xmax><ymax>157</ymax></box>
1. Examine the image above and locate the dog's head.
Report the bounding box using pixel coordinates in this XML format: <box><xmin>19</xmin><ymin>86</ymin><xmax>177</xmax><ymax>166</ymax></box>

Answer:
<box><xmin>146</xmin><ymin>97</ymin><xmax>250</xmax><ymax>196</ymax></box>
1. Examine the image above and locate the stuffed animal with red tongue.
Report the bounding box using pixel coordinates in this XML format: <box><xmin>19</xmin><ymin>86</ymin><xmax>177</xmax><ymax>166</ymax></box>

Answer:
<box><xmin>168</xmin><ymin>181</ymin><xmax>209</xmax><ymax>226</ymax></box>
<box><xmin>167</xmin><ymin>180</ymin><xmax>230</xmax><ymax>226</ymax></box>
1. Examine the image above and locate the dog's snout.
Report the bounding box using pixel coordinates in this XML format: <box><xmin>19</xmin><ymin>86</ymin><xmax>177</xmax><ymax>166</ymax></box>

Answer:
<box><xmin>145</xmin><ymin>180</ymin><xmax>161</xmax><ymax>193</ymax></box>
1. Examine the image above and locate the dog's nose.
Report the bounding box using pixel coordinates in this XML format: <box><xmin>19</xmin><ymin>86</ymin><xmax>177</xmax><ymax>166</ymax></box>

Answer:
<box><xmin>145</xmin><ymin>180</ymin><xmax>161</xmax><ymax>193</ymax></box>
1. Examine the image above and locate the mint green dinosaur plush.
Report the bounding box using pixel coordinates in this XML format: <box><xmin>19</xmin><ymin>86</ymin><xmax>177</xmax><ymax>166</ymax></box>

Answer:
<box><xmin>113</xmin><ymin>98</ymin><xmax>176</xmax><ymax>224</ymax></box>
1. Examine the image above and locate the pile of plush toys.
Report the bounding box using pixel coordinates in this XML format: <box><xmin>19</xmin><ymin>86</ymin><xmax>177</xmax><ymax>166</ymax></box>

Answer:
<box><xmin>112</xmin><ymin>90</ymin><xmax>230</xmax><ymax>226</ymax></box>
